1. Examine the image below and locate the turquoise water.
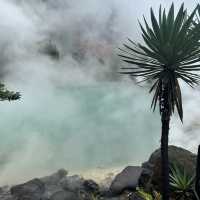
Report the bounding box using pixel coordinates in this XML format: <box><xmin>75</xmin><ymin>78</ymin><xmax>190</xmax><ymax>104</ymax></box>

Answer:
<box><xmin>0</xmin><ymin>0</ymin><xmax>198</xmax><ymax>186</ymax></box>
<box><xmin>0</xmin><ymin>82</ymin><xmax>160</xmax><ymax>184</ymax></box>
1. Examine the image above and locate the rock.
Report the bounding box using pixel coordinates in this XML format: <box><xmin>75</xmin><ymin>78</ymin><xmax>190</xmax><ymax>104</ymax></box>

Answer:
<box><xmin>40</xmin><ymin>169</ymin><xmax>68</xmax><ymax>198</ymax></box>
<box><xmin>129</xmin><ymin>194</ymin><xmax>144</xmax><ymax>200</ymax></box>
<box><xmin>110</xmin><ymin>166</ymin><xmax>143</xmax><ymax>195</ymax></box>
<box><xmin>0</xmin><ymin>186</ymin><xmax>13</xmax><ymax>200</ymax></box>
<box><xmin>57</xmin><ymin>169</ymin><xmax>68</xmax><ymax>178</ymax></box>
<box><xmin>83</xmin><ymin>179</ymin><xmax>99</xmax><ymax>193</ymax></box>
<box><xmin>49</xmin><ymin>190</ymin><xmax>78</xmax><ymax>200</ymax></box>
<box><xmin>41</xmin><ymin>169</ymin><xmax>68</xmax><ymax>185</ymax></box>
<box><xmin>120</xmin><ymin>191</ymin><xmax>144</xmax><ymax>200</ymax></box>
<box><xmin>11</xmin><ymin>178</ymin><xmax>45</xmax><ymax>200</ymax></box>
<box><xmin>60</xmin><ymin>175</ymin><xmax>84</xmax><ymax>192</ymax></box>
<box><xmin>141</xmin><ymin>145</ymin><xmax>197</xmax><ymax>191</ymax></box>
<box><xmin>138</xmin><ymin>168</ymin><xmax>153</xmax><ymax>192</ymax></box>
<box><xmin>43</xmin><ymin>184</ymin><xmax>61</xmax><ymax>199</ymax></box>
<box><xmin>101</xmin><ymin>172</ymin><xmax>115</xmax><ymax>188</ymax></box>
<box><xmin>101</xmin><ymin>191</ymin><xmax>142</xmax><ymax>200</ymax></box>
<box><xmin>99</xmin><ymin>173</ymin><xmax>116</xmax><ymax>196</ymax></box>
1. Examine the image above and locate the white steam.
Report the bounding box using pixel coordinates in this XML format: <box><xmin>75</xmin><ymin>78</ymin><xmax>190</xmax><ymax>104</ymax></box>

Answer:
<box><xmin>0</xmin><ymin>0</ymin><xmax>199</xmax><ymax>185</ymax></box>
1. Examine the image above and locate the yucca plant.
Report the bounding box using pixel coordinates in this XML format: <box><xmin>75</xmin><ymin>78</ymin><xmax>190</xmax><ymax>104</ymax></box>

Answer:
<box><xmin>170</xmin><ymin>163</ymin><xmax>195</xmax><ymax>199</ymax></box>
<box><xmin>119</xmin><ymin>3</ymin><xmax>200</xmax><ymax>200</ymax></box>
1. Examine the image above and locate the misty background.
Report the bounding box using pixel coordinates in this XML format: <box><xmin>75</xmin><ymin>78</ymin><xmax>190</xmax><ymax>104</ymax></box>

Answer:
<box><xmin>0</xmin><ymin>0</ymin><xmax>199</xmax><ymax>185</ymax></box>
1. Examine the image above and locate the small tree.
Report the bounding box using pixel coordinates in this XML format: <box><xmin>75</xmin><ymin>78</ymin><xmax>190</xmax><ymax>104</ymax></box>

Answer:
<box><xmin>0</xmin><ymin>83</ymin><xmax>20</xmax><ymax>101</ymax></box>
<box><xmin>119</xmin><ymin>3</ymin><xmax>200</xmax><ymax>200</ymax></box>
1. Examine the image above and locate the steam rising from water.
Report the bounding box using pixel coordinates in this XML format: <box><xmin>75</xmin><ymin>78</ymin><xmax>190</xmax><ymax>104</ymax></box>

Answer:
<box><xmin>0</xmin><ymin>0</ymin><xmax>199</xmax><ymax>185</ymax></box>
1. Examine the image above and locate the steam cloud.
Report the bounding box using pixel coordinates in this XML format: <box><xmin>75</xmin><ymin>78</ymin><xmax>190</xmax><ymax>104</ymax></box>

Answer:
<box><xmin>0</xmin><ymin>0</ymin><xmax>199</xmax><ymax>185</ymax></box>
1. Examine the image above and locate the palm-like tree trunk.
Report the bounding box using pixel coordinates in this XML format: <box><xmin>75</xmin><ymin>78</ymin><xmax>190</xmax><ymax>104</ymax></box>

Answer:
<box><xmin>160</xmin><ymin>82</ymin><xmax>170</xmax><ymax>200</ymax></box>
<box><xmin>195</xmin><ymin>145</ymin><xmax>200</xmax><ymax>198</ymax></box>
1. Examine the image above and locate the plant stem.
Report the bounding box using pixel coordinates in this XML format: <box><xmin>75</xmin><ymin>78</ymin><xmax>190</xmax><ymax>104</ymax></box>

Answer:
<box><xmin>160</xmin><ymin>82</ymin><xmax>170</xmax><ymax>200</ymax></box>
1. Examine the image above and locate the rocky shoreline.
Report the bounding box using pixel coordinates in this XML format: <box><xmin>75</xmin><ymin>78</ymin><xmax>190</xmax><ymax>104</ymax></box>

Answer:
<box><xmin>0</xmin><ymin>145</ymin><xmax>196</xmax><ymax>200</ymax></box>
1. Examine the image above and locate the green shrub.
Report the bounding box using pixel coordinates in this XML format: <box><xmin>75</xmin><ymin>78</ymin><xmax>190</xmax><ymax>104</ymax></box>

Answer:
<box><xmin>169</xmin><ymin>163</ymin><xmax>195</xmax><ymax>199</ymax></box>
<box><xmin>136</xmin><ymin>188</ymin><xmax>162</xmax><ymax>200</ymax></box>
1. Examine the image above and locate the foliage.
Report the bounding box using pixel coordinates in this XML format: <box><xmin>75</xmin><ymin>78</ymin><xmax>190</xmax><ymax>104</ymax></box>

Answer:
<box><xmin>78</xmin><ymin>190</ymin><xmax>100</xmax><ymax>200</ymax></box>
<box><xmin>170</xmin><ymin>163</ymin><xmax>195</xmax><ymax>199</ymax></box>
<box><xmin>88</xmin><ymin>194</ymin><xmax>97</xmax><ymax>200</ymax></box>
<box><xmin>0</xmin><ymin>83</ymin><xmax>21</xmax><ymax>101</ymax></box>
<box><xmin>136</xmin><ymin>188</ymin><xmax>162</xmax><ymax>200</ymax></box>
<box><xmin>153</xmin><ymin>191</ymin><xmax>162</xmax><ymax>200</ymax></box>
<box><xmin>137</xmin><ymin>188</ymin><xmax>153</xmax><ymax>200</ymax></box>
<box><xmin>119</xmin><ymin>3</ymin><xmax>200</xmax><ymax>121</ymax></box>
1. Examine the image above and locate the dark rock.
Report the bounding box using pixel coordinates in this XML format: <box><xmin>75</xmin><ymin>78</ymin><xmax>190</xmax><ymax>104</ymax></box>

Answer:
<box><xmin>138</xmin><ymin>168</ymin><xmax>153</xmax><ymax>191</ymax></box>
<box><xmin>60</xmin><ymin>175</ymin><xmax>84</xmax><ymax>192</ymax></box>
<box><xmin>83</xmin><ymin>179</ymin><xmax>99</xmax><ymax>193</ymax></box>
<box><xmin>99</xmin><ymin>173</ymin><xmax>116</xmax><ymax>196</ymax></box>
<box><xmin>43</xmin><ymin>184</ymin><xmax>61</xmax><ymax>199</ymax></box>
<box><xmin>57</xmin><ymin>169</ymin><xmax>68</xmax><ymax>178</ymax></box>
<box><xmin>100</xmin><ymin>189</ymin><xmax>114</xmax><ymax>198</ymax></box>
<box><xmin>129</xmin><ymin>193</ymin><xmax>144</xmax><ymax>200</ymax></box>
<box><xmin>110</xmin><ymin>166</ymin><xmax>143</xmax><ymax>195</ymax></box>
<box><xmin>120</xmin><ymin>191</ymin><xmax>144</xmax><ymax>200</ymax></box>
<box><xmin>41</xmin><ymin>169</ymin><xmax>68</xmax><ymax>185</ymax></box>
<box><xmin>49</xmin><ymin>190</ymin><xmax>78</xmax><ymax>200</ymax></box>
<box><xmin>141</xmin><ymin>145</ymin><xmax>197</xmax><ymax>191</ymax></box>
<box><xmin>11</xmin><ymin>178</ymin><xmax>45</xmax><ymax>200</ymax></box>
<box><xmin>101</xmin><ymin>191</ymin><xmax>142</xmax><ymax>200</ymax></box>
<box><xmin>0</xmin><ymin>186</ymin><xmax>13</xmax><ymax>200</ymax></box>
<box><xmin>40</xmin><ymin>169</ymin><xmax>68</xmax><ymax>198</ymax></box>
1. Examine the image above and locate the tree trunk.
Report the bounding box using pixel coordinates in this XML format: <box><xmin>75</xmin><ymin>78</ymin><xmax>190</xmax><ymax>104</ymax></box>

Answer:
<box><xmin>160</xmin><ymin>83</ymin><xmax>170</xmax><ymax>200</ymax></box>
<box><xmin>195</xmin><ymin>145</ymin><xmax>200</xmax><ymax>198</ymax></box>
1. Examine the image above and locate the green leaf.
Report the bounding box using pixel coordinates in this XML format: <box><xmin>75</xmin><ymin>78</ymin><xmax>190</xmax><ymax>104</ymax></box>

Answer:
<box><xmin>151</xmin><ymin>8</ymin><xmax>162</xmax><ymax>42</ymax></box>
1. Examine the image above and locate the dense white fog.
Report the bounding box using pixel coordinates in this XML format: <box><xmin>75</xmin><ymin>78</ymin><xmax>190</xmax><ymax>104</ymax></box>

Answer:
<box><xmin>0</xmin><ymin>0</ymin><xmax>199</xmax><ymax>185</ymax></box>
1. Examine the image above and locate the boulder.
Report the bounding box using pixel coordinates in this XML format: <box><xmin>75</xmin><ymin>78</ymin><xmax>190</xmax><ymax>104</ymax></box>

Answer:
<box><xmin>140</xmin><ymin>145</ymin><xmax>197</xmax><ymax>191</ymax></box>
<box><xmin>60</xmin><ymin>175</ymin><xmax>84</xmax><ymax>192</ymax></box>
<box><xmin>0</xmin><ymin>186</ymin><xmax>13</xmax><ymax>200</ymax></box>
<box><xmin>99</xmin><ymin>172</ymin><xmax>116</xmax><ymax>196</ymax></box>
<box><xmin>11</xmin><ymin>178</ymin><xmax>45</xmax><ymax>200</ymax></box>
<box><xmin>120</xmin><ymin>191</ymin><xmax>144</xmax><ymax>200</ymax></box>
<box><xmin>110</xmin><ymin>166</ymin><xmax>143</xmax><ymax>195</ymax></box>
<box><xmin>49</xmin><ymin>190</ymin><xmax>78</xmax><ymax>200</ymax></box>
<box><xmin>102</xmin><ymin>191</ymin><xmax>143</xmax><ymax>200</ymax></box>
<box><xmin>128</xmin><ymin>193</ymin><xmax>144</xmax><ymax>200</ymax></box>
<box><xmin>40</xmin><ymin>169</ymin><xmax>68</xmax><ymax>198</ymax></box>
<box><xmin>83</xmin><ymin>179</ymin><xmax>99</xmax><ymax>194</ymax></box>
<box><xmin>41</xmin><ymin>169</ymin><xmax>68</xmax><ymax>185</ymax></box>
